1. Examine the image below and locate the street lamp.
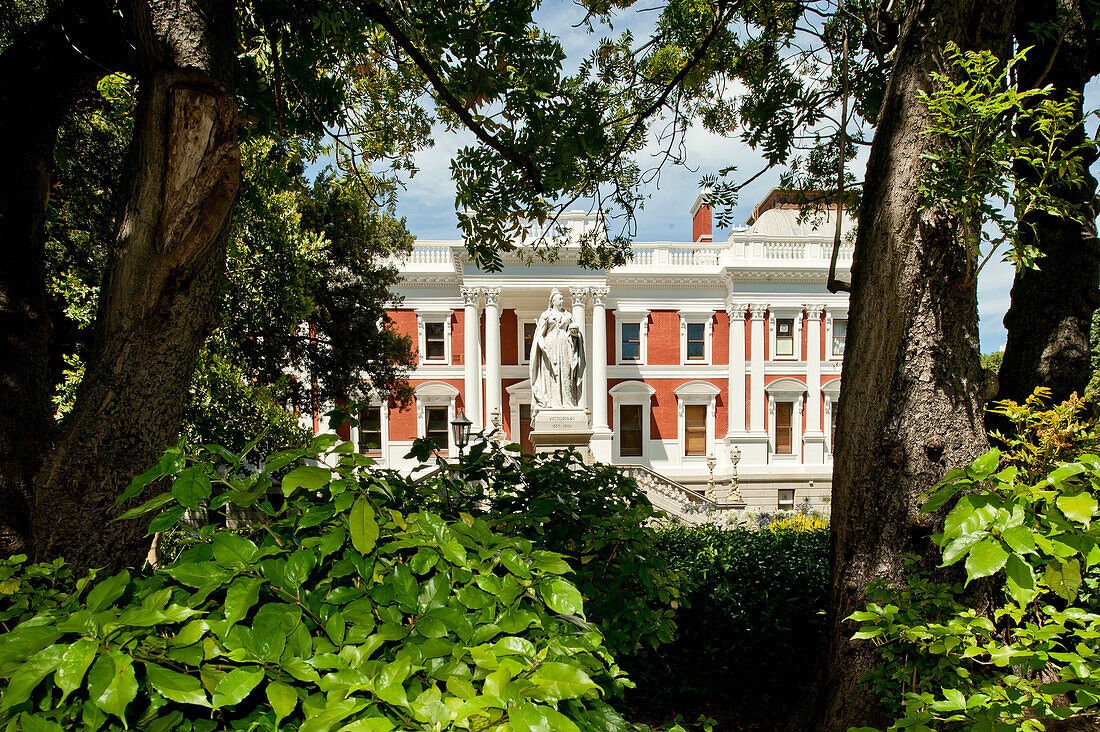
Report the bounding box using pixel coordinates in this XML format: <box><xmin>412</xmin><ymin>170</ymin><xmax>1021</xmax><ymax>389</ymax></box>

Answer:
<box><xmin>451</xmin><ymin>410</ymin><xmax>472</xmax><ymax>459</ymax></box>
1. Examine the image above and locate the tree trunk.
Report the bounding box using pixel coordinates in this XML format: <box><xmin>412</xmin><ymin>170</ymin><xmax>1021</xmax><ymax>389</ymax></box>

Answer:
<box><xmin>810</xmin><ymin>1</ymin><xmax>1015</xmax><ymax>729</ymax></box>
<box><xmin>0</xmin><ymin>5</ymin><xmax>121</xmax><ymax>555</ymax></box>
<box><xmin>27</xmin><ymin>0</ymin><xmax>240</xmax><ymax>572</ymax></box>
<box><xmin>997</xmin><ymin>0</ymin><xmax>1100</xmax><ymax>408</ymax></box>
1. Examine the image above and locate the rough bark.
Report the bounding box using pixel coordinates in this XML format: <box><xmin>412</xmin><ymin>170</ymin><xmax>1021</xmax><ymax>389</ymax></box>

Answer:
<box><xmin>997</xmin><ymin>0</ymin><xmax>1100</xmax><ymax>407</ymax></box>
<box><xmin>810</xmin><ymin>2</ymin><xmax>1016</xmax><ymax>729</ymax></box>
<box><xmin>0</xmin><ymin>4</ymin><xmax>122</xmax><ymax>555</ymax></box>
<box><xmin>27</xmin><ymin>0</ymin><xmax>240</xmax><ymax>572</ymax></box>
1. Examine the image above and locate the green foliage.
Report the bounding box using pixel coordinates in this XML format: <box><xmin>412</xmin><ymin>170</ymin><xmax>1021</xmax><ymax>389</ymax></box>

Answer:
<box><xmin>0</xmin><ymin>437</ymin><xmax>629</xmax><ymax>731</ymax></box>
<box><xmin>981</xmin><ymin>350</ymin><xmax>1004</xmax><ymax>375</ymax></box>
<box><xmin>851</xmin><ymin>391</ymin><xmax>1100</xmax><ymax>731</ymax></box>
<box><xmin>623</xmin><ymin>524</ymin><xmax>829</xmax><ymax>724</ymax></box>
<box><xmin>918</xmin><ymin>42</ymin><xmax>1095</xmax><ymax>275</ymax></box>
<box><xmin>376</xmin><ymin>440</ymin><xmax>683</xmax><ymax>661</ymax></box>
<box><xmin>0</xmin><ymin>556</ymin><xmax>78</xmax><ymax>631</ymax></box>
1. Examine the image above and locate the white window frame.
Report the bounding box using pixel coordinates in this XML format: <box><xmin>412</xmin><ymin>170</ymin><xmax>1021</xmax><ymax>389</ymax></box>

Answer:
<box><xmin>768</xmin><ymin>307</ymin><xmax>804</xmax><ymax>361</ymax></box>
<box><xmin>517</xmin><ymin>316</ymin><xmax>538</xmax><ymax>365</ymax></box>
<box><xmin>674</xmin><ymin>381</ymin><xmax>721</xmax><ymax>461</ymax></box>
<box><xmin>353</xmin><ymin>398</ymin><xmax>389</xmax><ymax>463</ymax></box>
<box><xmin>414</xmin><ymin>382</ymin><xmax>460</xmax><ymax>457</ymax></box>
<box><xmin>610</xmin><ymin>381</ymin><xmax>655</xmax><ymax>462</ymax></box>
<box><xmin>616</xmin><ymin>312</ymin><xmax>648</xmax><ymax>365</ymax></box>
<box><xmin>826</xmin><ymin>308</ymin><xmax>849</xmax><ymax>361</ymax></box>
<box><xmin>778</xmin><ymin>488</ymin><xmax>796</xmax><ymax>510</ymax></box>
<box><xmin>506</xmin><ymin>379</ymin><xmax>533</xmax><ymax>444</ymax></box>
<box><xmin>416</xmin><ymin>309</ymin><xmax>453</xmax><ymax>365</ymax></box>
<box><xmin>680</xmin><ymin>312</ymin><xmax>714</xmax><ymax>365</ymax></box>
<box><xmin>765</xmin><ymin>377</ymin><xmax>807</xmax><ymax>462</ymax></box>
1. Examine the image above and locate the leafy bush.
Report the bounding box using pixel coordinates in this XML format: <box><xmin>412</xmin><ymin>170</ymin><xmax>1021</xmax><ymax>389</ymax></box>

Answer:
<box><xmin>384</xmin><ymin>440</ymin><xmax>683</xmax><ymax>661</ymax></box>
<box><xmin>0</xmin><ymin>555</ymin><xmax>78</xmax><ymax>630</ymax></box>
<box><xmin>851</xmin><ymin>390</ymin><xmax>1100</xmax><ymax>731</ymax></box>
<box><xmin>621</xmin><ymin>523</ymin><xmax>829</xmax><ymax>724</ymax></box>
<box><xmin>0</xmin><ymin>435</ymin><xmax>629</xmax><ymax>731</ymax></box>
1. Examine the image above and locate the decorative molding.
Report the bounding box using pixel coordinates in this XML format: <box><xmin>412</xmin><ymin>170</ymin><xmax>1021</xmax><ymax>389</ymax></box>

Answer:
<box><xmin>750</xmin><ymin>303</ymin><xmax>769</xmax><ymax>320</ymax></box>
<box><xmin>591</xmin><ymin>286</ymin><xmax>610</xmax><ymax>306</ymax></box>
<box><xmin>461</xmin><ymin>287</ymin><xmax>481</xmax><ymax>307</ymax></box>
<box><xmin>726</xmin><ymin>302</ymin><xmax>749</xmax><ymax>320</ymax></box>
<box><xmin>483</xmin><ymin>287</ymin><xmax>502</xmax><ymax>307</ymax></box>
<box><xmin>568</xmin><ymin>286</ymin><xmax>589</xmax><ymax>309</ymax></box>
<box><xmin>804</xmin><ymin>303</ymin><xmax>826</xmax><ymax>318</ymax></box>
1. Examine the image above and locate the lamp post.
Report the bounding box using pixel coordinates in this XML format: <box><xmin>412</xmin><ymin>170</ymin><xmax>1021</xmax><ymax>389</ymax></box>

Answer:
<box><xmin>451</xmin><ymin>410</ymin><xmax>472</xmax><ymax>460</ymax></box>
<box><xmin>706</xmin><ymin>454</ymin><xmax>717</xmax><ymax>502</ymax></box>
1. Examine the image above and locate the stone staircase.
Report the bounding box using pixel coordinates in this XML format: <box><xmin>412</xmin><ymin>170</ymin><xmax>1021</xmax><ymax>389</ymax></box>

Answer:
<box><xmin>618</xmin><ymin>465</ymin><xmax>719</xmax><ymax>525</ymax></box>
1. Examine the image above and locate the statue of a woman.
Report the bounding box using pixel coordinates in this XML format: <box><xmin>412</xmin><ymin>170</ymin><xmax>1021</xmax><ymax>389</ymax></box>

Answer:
<box><xmin>530</xmin><ymin>289</ymin><xmax>585</xmax><ymax>410</ymax></box>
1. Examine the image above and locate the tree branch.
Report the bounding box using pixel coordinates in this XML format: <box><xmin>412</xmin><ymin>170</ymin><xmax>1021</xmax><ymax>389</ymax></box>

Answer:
<box><xmin>352</xmin><ymin>0</ymin><xmax>545</xmax><ymax>193</ymax></box>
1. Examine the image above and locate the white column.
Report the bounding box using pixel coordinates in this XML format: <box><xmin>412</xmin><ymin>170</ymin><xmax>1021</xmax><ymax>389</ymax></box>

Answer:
<box><xmin>570</xmin><ymin>287</ymin><xmax>589</xmax><ymax>413</ymax></box>
<box><xmin>461</xmin><ymin>287</ymin><xmax>482</xmax><ymax>428</ymax></box>
<box><xmin>591</xmin><ymin>288</ymin><xmax>610</xmax><ymax>430</ymax></box>
<box><xmin>803</xmin><ymin>305</ymin><xmax>826</xmax><ymax>463</ymax></box>
<box><xmin>726</xmin><ymin>303</ymin><xmax>748</xmax><ymax>434</ymax></box>
<box><xmin>484</xmin><ymin>288</ymin><xmax>502</xmax><ymax>432</ymax></box>
<box><xmin>749</xmin><ymin>304</ymin><xmax>768</xmax><ymax>433</ymax></box>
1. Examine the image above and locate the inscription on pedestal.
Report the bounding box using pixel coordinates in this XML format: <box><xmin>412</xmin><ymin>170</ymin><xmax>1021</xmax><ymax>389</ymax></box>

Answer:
<box><xmin>533</xmin><ymin>409</ymin><xmax>589</xmax><ymax>432</ymax></box>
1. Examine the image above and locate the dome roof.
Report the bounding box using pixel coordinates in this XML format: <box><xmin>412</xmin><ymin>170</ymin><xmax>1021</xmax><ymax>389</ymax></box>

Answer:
<box><xmin>747</xmin><ymin>207</ymin><xmax>855</xmax><ymax>237</ymax></box>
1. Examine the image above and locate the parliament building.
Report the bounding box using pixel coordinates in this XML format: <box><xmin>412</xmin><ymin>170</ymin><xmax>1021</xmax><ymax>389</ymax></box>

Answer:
<box><xmin>318</xmin><ymin>189</ymin><xmax>853</xmax><ymax>511</ymax></box>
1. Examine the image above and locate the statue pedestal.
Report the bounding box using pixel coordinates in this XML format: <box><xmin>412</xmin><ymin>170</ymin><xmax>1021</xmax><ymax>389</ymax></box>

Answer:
<box><xmin>529</xmin><ymin>408</ymin><xmax>593</xmax><ymax>460</ymax></box>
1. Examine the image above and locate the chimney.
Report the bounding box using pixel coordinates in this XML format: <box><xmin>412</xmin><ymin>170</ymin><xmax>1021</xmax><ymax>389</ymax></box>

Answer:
<box><xmin>690</xmin><ymin>189</ymin><xmax>712</xmax><ymax>242</ymax></box>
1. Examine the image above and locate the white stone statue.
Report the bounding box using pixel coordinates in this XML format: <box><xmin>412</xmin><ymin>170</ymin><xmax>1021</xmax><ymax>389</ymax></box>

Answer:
<box><xmin>530</xmin><ymin>289</ymin><xmax>585</xmax><ymax>410</ymax></box>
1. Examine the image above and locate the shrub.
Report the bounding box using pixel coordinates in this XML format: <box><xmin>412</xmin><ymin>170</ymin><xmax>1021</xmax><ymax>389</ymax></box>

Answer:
<box><xmin>384</xmin><ymin>440</ymin><xmax>683</xmax><ymax>661</ymax></box>
<box><xmin>0</xmin><ymin>435</ymin><xmax>628</xmax><ymax>731</ymax></box>
<box><xmin>622</xmin><ymin>523</ymin><xmax>829</xmax><ymax>724</ymax></box>
<box><xmin>851</xmin><ymin>390</ymin><xmax>1100</xmax><ymax>731</ymax></box>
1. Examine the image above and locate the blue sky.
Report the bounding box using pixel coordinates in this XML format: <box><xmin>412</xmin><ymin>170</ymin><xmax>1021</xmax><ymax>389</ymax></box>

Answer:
<box><xmin>385</xmin><ymin>5</ymin><xmax>1100</xmax><ymax>354</ymax></box>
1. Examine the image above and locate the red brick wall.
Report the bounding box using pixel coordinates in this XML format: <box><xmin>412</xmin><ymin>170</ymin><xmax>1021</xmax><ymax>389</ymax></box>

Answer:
<box><xmin>389</xmin><ymin>378</ymin><xmax>467</xmax><ymax>441</ymax></box>
<box><xmin>648</xmin><ymin>310</ymin><xmax>679</xmax><ymax>364</ymax></box>
<box><xmin>501</xmin><ymin>309</ymin><xmax>518</xmax><ymax>366</ymax></box>
<box><xmin>388</xmin><ymin>309</ymin><xmax>419</xmax><ymax>364</ymax></box>
<box><xmin>451</xmin><ymin>309</ymin><xmax>464</xmax><ymax>365</ymax></box>
<box><xmin>713</xmin><ymin>311</ymin><xmax>728</xmax><ymax>365</ymax></box>
<box><xmin>606</xmin><ymin>309</ymin><xmax>616</xmax><ymax>365</ymax></box>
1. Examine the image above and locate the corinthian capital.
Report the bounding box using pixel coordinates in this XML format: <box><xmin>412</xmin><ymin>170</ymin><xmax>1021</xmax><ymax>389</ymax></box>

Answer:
<box><xmin>749</xmin><ymin>303</ymin><xmax>769</xmax><ymax>320</ymax></box>
<box><xmin>460</xmin><ymin>287</ymin><xmax>481</xmax><ymax>307</ymax></box>
<box><xmin>483</xmin><ymin>287</ymin><xmax>502</xmax><ymax>307</ymax></box>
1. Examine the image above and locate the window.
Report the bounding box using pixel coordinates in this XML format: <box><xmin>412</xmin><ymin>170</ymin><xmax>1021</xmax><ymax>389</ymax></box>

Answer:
<box><xmin>621</xmin><ymin>322</ymin><xmax>641</xmax><ymax>361</ymax></box>
<box><xmin>619</xmin><ymin>404</ymin><xmax>643</xmax><ymax>457</ymax></box>
<box><xmin>359</xmin><ymin>405</ymin><xmax>383</xmax><ymax>454</ymax></box>
<box><xmin>610</xmin><ymin>381</ymin><xmax>655</xmax><ymax>460</ymax></box>
<box><xmin>775</xmin><ymin>318</ymin><xmax>794</xmax><ymax>357</ymax></box>
<box><xmin>686</xmin><ymin>322</ymin><xmax>706</xmax><ymax>360</ymax></box>
<box><xmin>685</xmin><ymin>404</ymin><xmax>707</xmax><ymax>456</ymax></box>
<box><xmin>523</xmin><ymin>322</ymin><xmax>536</xmax><ymax>361</ymax></box>
<box><xmin>778</xmin><ymin>488</ymin><xmax>795</xmax><ymax>510</ymax></box>
<box><xmin>424</xmin><ymin>322</ymin><xmax>446</xmax><ymax>360</ymax></box>
<box><xmin>775</xmin><ymin>402</ymin><xmax>793</xmax><ymax>455</ymax></box>
<box><xmin>832</xmin><ymin>319</ymin><xmax>847</xmax><ymax>357</ymax></box>
<box><xmin>425</xmin><ymin>406</ymin><xmax>449</xmax><ymax>450</ymax></box>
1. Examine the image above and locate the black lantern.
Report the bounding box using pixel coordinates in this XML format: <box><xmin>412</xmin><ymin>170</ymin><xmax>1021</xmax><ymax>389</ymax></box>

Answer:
<box><xmin>451</xmin><ymin>410</ymin><xmax>473</xmax><ymax>458</ymax></box>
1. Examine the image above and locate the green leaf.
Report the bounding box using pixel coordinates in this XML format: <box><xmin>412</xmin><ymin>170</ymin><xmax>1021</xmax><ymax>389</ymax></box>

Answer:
<box><xmin>115</xmin><ymin>492</ymin><xmax>175</xmax><ymax>521</ymax></box>
<box><xmin>116</xmin><ymin>464</ymin><xmax>164</xmax><ymax>505</ymax></box>
<box><xmin>1045</xmin><ymin>558</ymin><xmax>1083</xmax><ymax>602</ymax></box>
<box><xmin>17</xmin><ymin>714</ymin><xmax>65</xmax><ymax>732</ymax></box>
<box><xmin>539</xmin><ymin>577</ymin><xmax>584</xmax><ymax>616</ymax></box>
<box><xmin>55</xmin><ymin>639</ymin><xmax>98</xmax><ymax>702</ymax></box>
<box><xmin>964</xmin><ymin>538</ymin><xmax>1010</xmax><ymax>583</ymax></box>
<box><xmin>529</xmin><ymin>661</ymin><xmax>599</xmax><ymax>700</ymax></box>
<box><xmin>87</xmin><ymin>651</ymin><xmax>138</xmax><ymax>723</ymax></box>
<box><xmin>349</xmin><ymin>497</ymin><xmax>380</xmax><ymax>555</ymax></box>
<box><xmin>1057</xmin><ymin>492</ymin><xmax>1098</xmax><ymax>527</ymax></box>
<box><xmin>510</xmin><ymin>701</ymin><xmax>554</xmax><ymax>731</ymax></box>
<box><xmin>86</xmin><ymin>570</ymin><xmax>131</xmax><ymax>612</ymax></box>
<box><xmin>266</xmin><ymin>680</ymin><xmax>298</xmax><ymax>726</ymax></box>
<box><xmin>1005</xmin><ymin>554</ymin><xmax>1036</xmax><ymax>606</ymax></box>
<box><xmin>212</xmin><ymin>532</ymin><xmax>260</xmax><ymax>566</ymax></box>
<box><xmin>144</xmin><ymin>662</ymin><xmax>210</xmax><ymax>707</ymax></box>
<box><xmin>966</xmin><ymin>449</ymin><xmax>1001</xmax><ymax>480</ymax></box>
<box><xmin>171</xmin><ymin>467</ymin><xmax>212</xmax><ymax>510</ymax></box>
<box><xmin>264</xmin><ymin>448</ymin><xmax>306</xmax><ymax>473</ymax></box>
<box><xmin>223</xmin><ymin>576</ymin><xmax>264</xmax><ymax>624</ymax></box>
<box><xmin>1001</xmin><ymin>525</ymin><xmax>1036</xmax><ymax>555</ymax></box>
<box><xmin>281</xmin><ymin>465</ymin><xmax>331</xmax><ymax>497</ymax></box>
<box><xmin>1</xmin><ymin>644</ymin><xmax>65</xmax><ymax>711</ymax></box>
<box><xmin>211</xmin><ymin>666</ymin><xmax>264</xmax><ymax>709</ymax></box>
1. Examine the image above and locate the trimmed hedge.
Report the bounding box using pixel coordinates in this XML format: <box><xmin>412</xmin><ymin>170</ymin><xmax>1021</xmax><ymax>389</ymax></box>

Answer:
<box><xmin>622</xmin><ymin>524</ymin><xmax>829</xmax><ymax>725</ymax></box>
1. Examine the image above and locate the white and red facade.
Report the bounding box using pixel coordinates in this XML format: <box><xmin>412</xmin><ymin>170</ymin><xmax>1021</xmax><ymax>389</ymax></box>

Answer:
<box><xmin>325</xmin><ymin>190</ymin><xmax>853</xmax><ymax>510</ymax></box>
